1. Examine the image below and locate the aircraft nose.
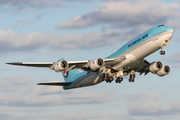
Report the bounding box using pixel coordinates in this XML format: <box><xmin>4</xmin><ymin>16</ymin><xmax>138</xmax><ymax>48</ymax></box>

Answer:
<box><xmin>169</xmin><ymin>28</ymin><xmax>174</xmax><ymax>34</ymax></box>
<box><xmin>166</xmin><ymin>27</ymin><xmax>174</xmax><ymax>40</ymax></box>
<box><xmin>166</xmin><ymin>27</ymin><xmax>174</xmax><ymax>37</ymax></box>
<box><xmin>171</xmin><ymin>29</ymin><xmax>174</xmax><ymax>35</ymax></box>
<box><xmin>170</xmin><ymin>29</ymin><xmax>174</xmax><ymax>39</ymax></box>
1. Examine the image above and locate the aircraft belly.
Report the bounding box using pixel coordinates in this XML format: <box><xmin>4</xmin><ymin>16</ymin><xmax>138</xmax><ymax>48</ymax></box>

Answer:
<box><xmin>71</xmin><ymin>72</ymin><xmax>103</xmax><ymax>88</ymax></box>
<box><xmin>121</xmin><ymin>59</ymin><xmax>142</xmax><ymax>71</ymax></box>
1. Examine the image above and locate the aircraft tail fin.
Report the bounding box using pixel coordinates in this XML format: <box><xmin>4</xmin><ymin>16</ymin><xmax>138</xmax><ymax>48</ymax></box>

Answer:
<box><xmin>61</xmin><ymin>69</ymin><xmax>80</xmax><ymax>82</ymax></box>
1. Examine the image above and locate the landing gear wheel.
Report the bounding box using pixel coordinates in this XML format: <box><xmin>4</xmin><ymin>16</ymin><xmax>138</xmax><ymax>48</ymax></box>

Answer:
<box><xmin>115</xmin><ymin>77</ymin><xmax>119</xmax><ymax>83</ymax></box>
<box><xmin>163</xmin><ymin>51</ymin><xmax>165</xmax><ymax>55</ymax></box>
<box><xmin>129</xmin><ymin>74</ymin><xmax>135</xmax><ymax>82</ymax></box>
<box><xmin>160</xmin><ymin>51</ymin><xmax>165</xmax><ymax>55</ymax></box>
<box><xmin>133</xmin><ymin>75</ymin><xmax>135</xmax><ymax>78</ymax></box>
<box><xmin>130</xmin><ymin>74</ymin><xmax>135</xmax><ymax>78</ymax></box>
<box><xmin>102</xmin><ymin>73</ymin><xmax>106</xmax><ymax>81</ymax></box>
<box><xmin>106</xmin><ymin>77</ymin><xmax>109</xmax><ymax>83</ymax></box>
<box><xmin>109</xmin><ymin>77</ymin><xmax>113</xmax><ymax>82</ymax></box>
<box><xmin>106</xmin><ymin>76</ymin><xmax>113</xmax><ymax>83</ymax></box>
<box><xmin>115</xmin><ymin>77</ymin><xmax>123</xmax><ymax>83</ymax></box>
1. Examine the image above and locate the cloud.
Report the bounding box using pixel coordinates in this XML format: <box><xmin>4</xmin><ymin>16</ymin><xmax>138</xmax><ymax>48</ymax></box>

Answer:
<box><xmin>31</xmin><ymin>13</ymin><xmax>45</xmax><ymax>23</ymax></box>
<box><xmin>0</xmin><ymin>75</ymin><xmax>117</xmax><ymax>107</ymax></box>
<box><xmin>0</xmin><ymin>29</ymin><xmax>137</xmax><ymax>52</ymax></box>
<box><xmin>0</xmin><ymin>113</ymin><xmax>11</xmax><ymax>120</ymax></box>
<box><xmin>0</xmin><ymin>0</ymin><xmax>65</xmax><ymax>10</ymax></box>
<box><xmin>35</xmin><ymin>13</ymin><xmax>44</xmax><ymax>20</ymax></box>
<box><xmin>15</xmin><ymin>14</ymin><xmax>44</xmax><ymax>26</ymax></box>
<box><xmin>1</xmin><ymin>76</ymin><xmax>178</xmax><ymax>120</ymax></box>
<box><xmin>126</xmin><ymin>93</ymin><xmax>180</xmax><ymax>116</ymax></box>
<box><xmin>166</xmin><ymin>52</ymin><xmax>180</xmax><ymax>63</ymax></box>
<box><xmin>61</xmin><ymin>0</ymin><xmax>96</xmax><ymax>2</ymax></box>
<box><xmin>56</xmin><ymin>0</ymin><xmax>180</xmax><ymax>29</ymax></box>
<box><xmin>16</xmin><ymin>20</ymin><xmax>29</xmax><ymax>26</ymax></box>
<box><xmin>61</xmin><ymin>0</ymin><xmax>121</xmax><ymax>2</ymax></box>
<box><xmin>165</xmin><ymin>20</ymin><xmax>180</xmax><ymax>30</ymax></box>
<box><xmin>0</xmin><ymin>75</ymin><xmax>33</xmax><ymax>92</ymax></box>
<box><xmin>0</xmin><ymin>109</ymin><xmax>128</xmax><ymax>120</ymax></box>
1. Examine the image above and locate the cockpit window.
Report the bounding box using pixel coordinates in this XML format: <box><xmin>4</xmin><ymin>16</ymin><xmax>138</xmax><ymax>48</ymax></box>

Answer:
<box><xmin>158</xmin><ymin>25</ymin><xmax>164</xmax><ymax>27</ymax></box>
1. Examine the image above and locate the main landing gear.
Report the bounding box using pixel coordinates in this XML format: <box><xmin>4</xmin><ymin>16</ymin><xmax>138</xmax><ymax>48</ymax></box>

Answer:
<box><xmin>115</xmin><ymin>77</ymin><xmax>123</xmax><ymax>83</ymax></box>
<box><xmin>102</xmin><ymin>73</ymin><xmax>113</xmax><ymax>83</ymax></box>
<box><xmin>129</xmin><ymin>74</ymin><xmax>135</xmax><ymax>82</ymax></box>
<box><xmin>102</xmin><ymin>73</ymin><xmax>123</xmax><ymax>83</ymax></box>
<box><xmin>106</xmin><ymin>76</ymin><xmax>114</xmax><ymax>83</ymax></box>
<box><xmin>102</xmin><ymin>73</ymin><xmax>136</xmax><ymax>83</ymax></box>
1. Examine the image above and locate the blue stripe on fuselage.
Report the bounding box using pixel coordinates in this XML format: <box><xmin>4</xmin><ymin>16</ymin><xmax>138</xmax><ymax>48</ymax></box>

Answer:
<box><xmin>106</xmin><ymin>24</ymin><xmax>173</xmax><ymax>59</ymax></box>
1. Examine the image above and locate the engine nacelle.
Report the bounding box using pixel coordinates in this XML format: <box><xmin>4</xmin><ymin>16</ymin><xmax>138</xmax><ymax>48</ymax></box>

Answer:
<box><xmin>90</xmin><ymin>58</ymin><xmax>105</xmax><ymax>71</ymax></box>
<box><xmin>53</xmin><ymin>60</ymin><xmax>68</xmax><ymax>72</ymax></box>
<box><xmin>149</xmin><ymin>61</ymin><xmax>163</xmax><ymax>73</ymax></box>
<box><xmin>157</xmin><ymin>65</ymin><xmax>170</xmax><ymax>77</ymax></box>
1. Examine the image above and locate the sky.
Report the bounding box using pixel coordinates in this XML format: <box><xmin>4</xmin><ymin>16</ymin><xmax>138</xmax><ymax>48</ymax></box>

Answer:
<box><xmin>1</xmin><ymin>0</ymin><xmax>180</xmax><ymax>120</ymax></box>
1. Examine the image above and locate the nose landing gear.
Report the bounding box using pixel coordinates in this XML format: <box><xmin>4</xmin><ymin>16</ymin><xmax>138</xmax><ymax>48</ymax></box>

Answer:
<box><xmin>160</xmin><ymin>50</ymin><xmax>165</xmax><ymax>55</ymax></box>
<box><xmin>160</xmin><ymin>47</ymin><xmax>165</xmax><ymax>55</ymax></box>
<box><xmin>160</xmin><ymin>40</ymin><xmax>170</xmax><ymax>55</ymax></box>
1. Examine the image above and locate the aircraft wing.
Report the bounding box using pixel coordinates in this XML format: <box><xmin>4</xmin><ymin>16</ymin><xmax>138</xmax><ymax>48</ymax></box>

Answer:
<box><xmin>6</xmin><ymin>61</ymin><xmax>89</xmax><ymax>70</ymax></box>
<box><xmin>6</xmin><ymin>62</ymin><xmax>54</xmax><ymax>67</ymax></box>
<box><xmin>6</xmin><ymin>57</ymin><xmax>125</xmax><ymax>71</ymax></box>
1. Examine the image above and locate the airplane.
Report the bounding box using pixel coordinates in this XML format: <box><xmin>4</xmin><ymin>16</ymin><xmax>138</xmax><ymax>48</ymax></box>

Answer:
<box><xmin>7</xmin><ymin>24</ymin><xmax>174</xmax><ymax>90</ymax></box>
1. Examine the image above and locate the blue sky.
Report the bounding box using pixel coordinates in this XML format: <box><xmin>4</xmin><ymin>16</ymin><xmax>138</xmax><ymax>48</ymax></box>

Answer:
<box><xmin>1</xmin><ymin>0</ymin><xmax>180</xmax><ymax>120</ymax></box>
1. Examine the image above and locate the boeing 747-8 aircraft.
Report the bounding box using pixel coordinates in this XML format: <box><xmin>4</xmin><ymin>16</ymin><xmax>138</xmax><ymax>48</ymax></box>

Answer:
<box><xmin>7</xmin><ymin>25</ymin><xmax>174</xmax><ymax>90</ymax></box>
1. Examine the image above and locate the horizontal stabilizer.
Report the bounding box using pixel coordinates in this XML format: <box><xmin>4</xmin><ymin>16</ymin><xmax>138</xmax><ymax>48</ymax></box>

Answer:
<box><xmin>37</xmin><ymin>82</ymin><xmax>72</xmax><ymax>86</ymax></box>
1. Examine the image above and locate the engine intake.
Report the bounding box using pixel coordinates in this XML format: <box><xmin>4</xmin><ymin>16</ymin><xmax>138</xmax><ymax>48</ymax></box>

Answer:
<box><xmin>157</xmin><ymin>65</ymin><xmax>170</xmax><ymax>77</ymax></box>
<box><xmin>90</xmin><ymin>58</ymin><xmax>105</xmax><ymax>71</ymax></box>
<box><xmin>53</xmin><ymin>60</ymin><xmax>68</xmax><ymax>72</ymax></box>
<box><xmin>149</xmin><ymin>61</ymin><xmax>163</xmax><ymax>73</ymax></box>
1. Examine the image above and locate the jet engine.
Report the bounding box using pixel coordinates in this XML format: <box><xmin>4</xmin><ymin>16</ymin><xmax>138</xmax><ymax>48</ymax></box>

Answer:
<box><xmin>53</xmin><ymin>60</ymin><xmax>68</xmax><ymax>72</ymax></box>
<box><xmin>157</xmin><ymin>65</ymin><xmax>170</xmax><ymax>77</ymax></box>
<box><xmin>149</xmin><ymin>61</ymin><xmax>163</xmax><ymax>73</ymax></box>
<box><xmin>90</xmin><ymin>58</ymin><xmax>105</xmax><ymax>71</ymax></box>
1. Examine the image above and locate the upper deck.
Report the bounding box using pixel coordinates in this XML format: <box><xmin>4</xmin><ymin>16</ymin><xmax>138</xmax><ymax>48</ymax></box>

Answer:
<box><xmin>107</xmin><ymin>25</ymin><xmax>173</xmax><ymax>59</ymax></box>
